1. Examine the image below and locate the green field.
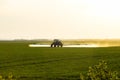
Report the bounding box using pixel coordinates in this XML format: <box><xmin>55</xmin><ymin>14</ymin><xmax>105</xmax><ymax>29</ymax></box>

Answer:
<box><xmin>0</xmin><ymin>41</ymin><xmax>120</xmax><ymax>80</ymax></box>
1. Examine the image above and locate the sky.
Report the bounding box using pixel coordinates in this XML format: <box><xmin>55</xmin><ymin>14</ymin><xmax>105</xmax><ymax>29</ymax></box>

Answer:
<box><xmin>0</xmin><ymin>0</ymin><xmax>120</xmax><ymax>40</ymax></box>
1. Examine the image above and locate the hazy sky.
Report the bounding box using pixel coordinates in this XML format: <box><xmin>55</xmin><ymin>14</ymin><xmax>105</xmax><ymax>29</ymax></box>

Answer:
<box><xmin>0</xmin><ymin>0</ymin><xmax>120</xmax><ymax>40</ymax></box>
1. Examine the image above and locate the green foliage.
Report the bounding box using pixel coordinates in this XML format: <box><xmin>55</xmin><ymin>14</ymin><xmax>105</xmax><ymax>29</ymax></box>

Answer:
<box><xmin>80</xmin><ymin>60</ymin><xmax>119</xmax><ymax>80</ymax></box>
<box><xmin>0</xmin><ymin>73</ymin><xmax>15</xmax><ymax>80</ymax></box>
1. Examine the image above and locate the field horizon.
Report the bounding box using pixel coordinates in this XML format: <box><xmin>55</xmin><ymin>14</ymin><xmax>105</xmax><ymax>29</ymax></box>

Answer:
<box><xmin>1</xmin><ymin>39</ymin><xmax>120</xmax><ymax>47</ymax></box>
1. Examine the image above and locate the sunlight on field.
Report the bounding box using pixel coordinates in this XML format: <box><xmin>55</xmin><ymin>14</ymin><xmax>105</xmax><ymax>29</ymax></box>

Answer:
<box><xmin>29</xmin><ymin>44</ymin><xmax>120</xmax><ymax>48</ymax></box>
<box><xmin>29</xmin><ymin>44</ymin><xmax>50</xmax><ymax>47</ymax></box>
<box><xmin>29</xmin><ymin>44</ymin><xmax>100</xmax><ymax>47</ymax></box>
<box><xmin>63</xmin><ymin>44</ymin><xmax>99</xmax><ymax>47</ymax></box>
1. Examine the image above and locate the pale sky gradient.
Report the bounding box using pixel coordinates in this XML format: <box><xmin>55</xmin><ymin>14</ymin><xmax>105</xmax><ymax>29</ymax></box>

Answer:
<box><xmin>0</xmin><ymin>0</ymin><xmax>120</xmax><ymax>40</ymax></box>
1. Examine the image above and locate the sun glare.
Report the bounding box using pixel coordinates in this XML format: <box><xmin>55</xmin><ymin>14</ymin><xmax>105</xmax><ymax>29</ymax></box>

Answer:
<box><xmin>1</xmin><ymin>0</ymin><xmax>120</xmax><ymax>39</ymax></box>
